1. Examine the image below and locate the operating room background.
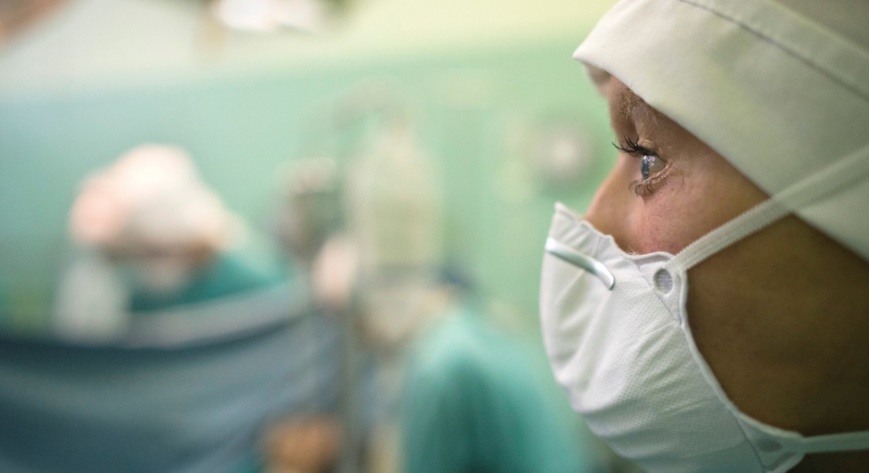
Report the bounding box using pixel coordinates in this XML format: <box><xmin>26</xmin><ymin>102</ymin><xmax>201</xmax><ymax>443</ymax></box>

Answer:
<box><xmin>0</xmin><ymin>2</ymin><xmax>640</xmax><ymax>472</ymax></box>
<box><xmin>0</xmin><ymin>0</ymin><xmax>616</xmax><ymax>334</ymax></box>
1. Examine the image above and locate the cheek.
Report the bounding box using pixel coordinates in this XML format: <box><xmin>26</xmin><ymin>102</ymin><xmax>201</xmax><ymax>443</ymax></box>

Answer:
<box><xmin>629</xmin><ymin>186</ymin><xmax>698</xmax><ymax>255</ymax></box>
<box><xmin>629</xmin><ymin>180</ymin><xmax>720</xmax><ymax>254</ymax></box>
<box><xmin>585</xmin><ymin>158</ymin><xmax>677</xmax><ymax>254</ymax></box>
<box><xmin>637</xmin><ymin>162</ymin><xmax>768</xmax><ymax>255</ymax></box>
<box><xmin>587</xmin><ymin>160</ymin><xmax>754</xmax><ymax>256</ymax></box>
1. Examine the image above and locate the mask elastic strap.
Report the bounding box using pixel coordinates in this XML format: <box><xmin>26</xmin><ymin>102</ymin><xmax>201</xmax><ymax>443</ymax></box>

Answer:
<box><xmin>665</xmin><ymin>142</ymin><xmax>869</xmax><ymax>274</ymax></box>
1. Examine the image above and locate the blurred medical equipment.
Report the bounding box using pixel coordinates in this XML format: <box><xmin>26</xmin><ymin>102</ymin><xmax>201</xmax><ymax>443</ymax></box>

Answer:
<box><xmin>272</xmin><ymin>156</ymin><xmax>344</xmax><ymax>268</ymax></box>
<box><xmin>265</xmin><ymin>156</ymin><xmax>348</xmax><ymax>473</ymax></box>
<box><xmin>346</xmin><ymin>118</ymin><xmax>444</xmax><ymax>355</ymax></box>
<box><xmin>347</xmin><ymin>119</ymin><xmax>442</xmax><ymax>277</ymax></box>
<box><xmin>262</xmin><ymin>83</ymin><xmax>420</xmax><ymax>473</ymax></box>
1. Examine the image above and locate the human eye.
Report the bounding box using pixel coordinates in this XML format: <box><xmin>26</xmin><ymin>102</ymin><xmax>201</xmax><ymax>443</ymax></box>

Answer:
<box><xmin>612</xmin><ymin>137</ymin><xmax>668</xmax><ymax>196</ymax></box>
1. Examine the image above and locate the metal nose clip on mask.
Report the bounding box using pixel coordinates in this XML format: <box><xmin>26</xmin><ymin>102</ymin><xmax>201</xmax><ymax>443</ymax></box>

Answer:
<box><xmin>539</xmin><ymin>145</ymin><xmax>869</xmax><ymax>473</ymax></box>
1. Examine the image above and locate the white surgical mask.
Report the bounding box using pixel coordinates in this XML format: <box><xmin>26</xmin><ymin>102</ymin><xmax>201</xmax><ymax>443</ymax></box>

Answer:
<box><xmin>540</xmin><ymin>145</ymin><xmax>869</xmax><ymax>472</ymax></box>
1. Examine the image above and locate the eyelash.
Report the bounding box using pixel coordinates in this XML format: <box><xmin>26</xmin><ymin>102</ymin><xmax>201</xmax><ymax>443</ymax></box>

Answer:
<box><xmin>611</xmin><ymin>137</ymin><xmax>669</xmax><ymax>197</ymax></box>
<box><xmin>613</xmin><ymin>137</ymin><xmax>654</xmax><ymax>157</ymax></box>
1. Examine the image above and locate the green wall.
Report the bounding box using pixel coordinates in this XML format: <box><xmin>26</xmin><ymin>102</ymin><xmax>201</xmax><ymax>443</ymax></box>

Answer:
<box><xmin>0</xmin><ymin>38</ymin><xmax>612</xmax><ymax>332</ymax></box>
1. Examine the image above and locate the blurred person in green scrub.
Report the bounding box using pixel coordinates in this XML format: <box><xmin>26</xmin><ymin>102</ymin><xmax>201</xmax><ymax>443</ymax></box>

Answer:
<box><xmin>398</xmin><ymin>273</ymin><xmax>593</xmax><ymax>473</ymax></box>
<box><xmin>313</xmin><ymin>121</ymin><xmax>598</xmax><ymax>473</ymax></box>
<box><xmin>48</xmin><ymin>145</ymin><xmax>337</xmax><ymax>473</ymax></box>
<box><xmin>54</xmin><ymin>144</ymin><xmax>280</xmax><ymax>338</ymax></box>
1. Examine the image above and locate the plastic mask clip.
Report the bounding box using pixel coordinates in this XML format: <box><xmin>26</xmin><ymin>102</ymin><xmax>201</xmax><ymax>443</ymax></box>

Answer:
<box><xmin>545</xmin><ymin>237</ymin><xmax>616</xmax><ymax>290</ymax></box>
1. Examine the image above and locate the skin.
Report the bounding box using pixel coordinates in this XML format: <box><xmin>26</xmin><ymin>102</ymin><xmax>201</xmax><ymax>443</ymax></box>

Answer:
<box><xmin>584</xmin><ymin>77</ymin><xmax>869</xmax><ymax>472</ymax></box>
<box><xmin>263</xmin><ymin>417</ymin><xmax>341</xmax><ymax>473</ymax></box>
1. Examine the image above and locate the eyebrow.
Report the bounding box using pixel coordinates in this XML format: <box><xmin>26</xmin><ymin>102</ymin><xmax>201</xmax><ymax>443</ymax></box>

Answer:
<box><xmin>618</xmin><ymin>87</ymin><xmax>659</xmax><ymax>126</ymax></box>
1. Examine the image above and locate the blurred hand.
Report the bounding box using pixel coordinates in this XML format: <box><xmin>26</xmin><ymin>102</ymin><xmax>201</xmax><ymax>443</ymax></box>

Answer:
<box><xmin>264</xmin><ymin>417</ymin><xmax>341</xmax><ymax>473</ymax></box>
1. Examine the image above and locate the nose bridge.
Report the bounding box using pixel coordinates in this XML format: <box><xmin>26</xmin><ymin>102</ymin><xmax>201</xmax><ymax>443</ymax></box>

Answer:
<box><xmin>584</xmin><ymin>163</ymin><xmax>630</xmax><ymax>240</ymax></box>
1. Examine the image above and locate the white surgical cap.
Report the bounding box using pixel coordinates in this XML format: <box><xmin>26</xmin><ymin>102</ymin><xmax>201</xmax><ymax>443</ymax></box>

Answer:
<box><xmin>574</xmin><ymin>0</ymin><xmax>869</xmax><ymax>261</ymax></box>
<box><xmin>70</xmin><ymin>144</ymin><xmax>241</xmax><ymax>251</ymax></box>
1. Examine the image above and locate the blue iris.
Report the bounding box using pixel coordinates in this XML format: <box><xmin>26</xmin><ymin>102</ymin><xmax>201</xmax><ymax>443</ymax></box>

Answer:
<box><xmin>641</xmin><ymin>155</ymin><xmax>657</xmax><ymax>180</ymax></box>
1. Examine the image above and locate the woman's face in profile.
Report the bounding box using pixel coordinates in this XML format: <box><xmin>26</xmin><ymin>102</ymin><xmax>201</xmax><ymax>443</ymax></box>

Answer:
<box><xmin>584</xmin><ymin>76</ymin><xmax>767</xmax><ymax>255</ymax></box>
<box><xmin>584</xmin><ymin>76</ymin><xmax>869</xmax><ymax>456</ymax></box>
